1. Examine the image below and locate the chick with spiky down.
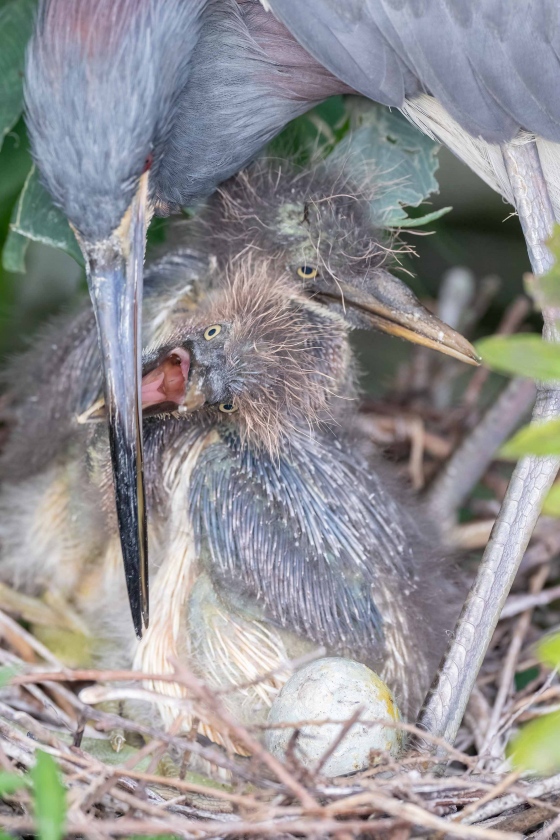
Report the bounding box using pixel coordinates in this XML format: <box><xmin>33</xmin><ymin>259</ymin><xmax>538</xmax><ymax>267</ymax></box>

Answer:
<box><xmin>0</xmin><ymin>159</ymin><xmax>473</xmax><ymax>753</ymax></box>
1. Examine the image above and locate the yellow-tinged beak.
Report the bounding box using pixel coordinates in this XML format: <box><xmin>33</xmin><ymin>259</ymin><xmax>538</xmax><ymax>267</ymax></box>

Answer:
<box><xmin>316</xmin><ymin>272</ymin><xmax>480</xmax><ymax>366</ymax></box>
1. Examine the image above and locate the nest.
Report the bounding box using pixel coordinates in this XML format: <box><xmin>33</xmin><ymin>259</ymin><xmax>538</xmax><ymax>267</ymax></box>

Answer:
<box><xmin>1</xmin><ymin>287</ymin><xmax>560</xmax><ymax>838</ymax></box>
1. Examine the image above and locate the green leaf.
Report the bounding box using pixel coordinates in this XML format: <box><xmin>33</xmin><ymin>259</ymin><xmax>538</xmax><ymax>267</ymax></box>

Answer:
<box><xmin>2</xmin><ymin>227</ymin><xmax>29</xmax><ymax>272</ymax></box>
<box><xmin>543</xmin><ymin>483</ymin><xmax>560</xmax><ymax>517</ymax></box>
<box><xmin>0</xmin><ymin>664</ymin><xmax>19</xmax><ymax>687</ymax></box>
<box><xmin>0</xmin><ymin>771</ymin><xmax>29</xmax><ymax>796</ymax></box>
<box><xmin>30</xmin><ymin>751</ymin><xmax>66</xmax><ymax>840</ymax></box>
<box><xmin>477</xmin><ymin>335</ymin><xmax>560</xmax><ymax>382</ymax></box>
<box><xmin>268</xmin><ymin>97</ymin><xmax>349</xmax><ymax>164</ymax></box>
<box><xmin>500</xmin><ymin>418</ymin><xmax>560</xmax><ymax>458</ymax></box>
<box><xmin>0</xmin><ymin>0</ymin><xmax>37</xmax><ymax>149</ymax></box>
<box><xmin>510</xmin><ymin>710</ymin><xmax>560</xmax><ymax>775</ymax></box>
<box><xmin>328</xmin><ymin>98</ymin><xmax>442</xmax><ymax>227</ymax></box>
<box><xmin>389</xmin><ymin>206</ymin><xmax>452</xmax><ymax>228</ymax></box>
<box><xmin>537</xmin><ymin>226</ymin><xmax>560</xmax><ymax>309</ymax></box>
<box><xmin>538</xmin><ymin>633</ymin><xmax>560</xmax><ymax>669</ymax></box>
<box><xmin>10</xmin><ymin>167</ymin><xmax>83</xmax><ymax>265</ymax></box>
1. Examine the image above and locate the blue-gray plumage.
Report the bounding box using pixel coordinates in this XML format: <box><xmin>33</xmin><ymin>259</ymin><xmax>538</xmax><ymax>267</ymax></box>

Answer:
<box><xmin>24</xmin><ymin>1</ymin><xmax>560</xmax><ymax>742</ymax></box>
<box><xmin>269</xmin><ymin>2</ymin><xmax>560</xmax><ymax>143</ymax></box>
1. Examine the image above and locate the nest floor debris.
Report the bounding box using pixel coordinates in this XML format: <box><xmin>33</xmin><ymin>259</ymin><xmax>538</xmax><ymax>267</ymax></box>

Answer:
<box><xmin>1</xmin><ymin>292</ymin><xmax>560</xmax><ymax>838</ymax></box>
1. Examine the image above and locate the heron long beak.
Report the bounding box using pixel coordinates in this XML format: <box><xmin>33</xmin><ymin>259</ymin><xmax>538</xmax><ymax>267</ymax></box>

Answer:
<box><xmin>79</xmin><ymin>173</ymin><xmax>151</xmax><ymax>639</ymax></box>
<box><xmin>317</xmin><ymin>272</ymin><xmax>480</xmax><ymax>366</ymax></box>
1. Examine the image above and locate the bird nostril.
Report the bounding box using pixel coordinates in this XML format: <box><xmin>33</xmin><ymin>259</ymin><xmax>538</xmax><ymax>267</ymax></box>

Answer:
<box><xmin>141</xmin><ymin>347</ymin><xmax>190</xmax><ymax>409</ymax></box>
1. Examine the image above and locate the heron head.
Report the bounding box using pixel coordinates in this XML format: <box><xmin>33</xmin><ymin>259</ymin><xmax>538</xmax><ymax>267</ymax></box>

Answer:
<box><xmin>25</xmin><ymin>0</ymin><xmax>206</xmax><ymax>239</ymax></box>
<box><xmin>24</xmin><ymin>0</ymin><xmax>207</xmax><ymax>635</ymax></box>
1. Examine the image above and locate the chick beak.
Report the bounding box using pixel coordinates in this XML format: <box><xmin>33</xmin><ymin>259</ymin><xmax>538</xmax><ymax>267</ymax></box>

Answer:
<box><xmin>317</xmin><ymin>271</ymin><xmax>480</xmax><ymax>366</ymax></box>
<box><xmin>78</xmin><ymin>172</ymin><xmax>151</xmax><ymax>639</ymax></box>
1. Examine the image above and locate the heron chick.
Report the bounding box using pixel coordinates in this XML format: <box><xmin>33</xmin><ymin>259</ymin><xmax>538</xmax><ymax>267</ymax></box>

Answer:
<box><xmin>0</xmin><ymin>162</ymin><xmax>468</xmax><ymax>752</ymax></box>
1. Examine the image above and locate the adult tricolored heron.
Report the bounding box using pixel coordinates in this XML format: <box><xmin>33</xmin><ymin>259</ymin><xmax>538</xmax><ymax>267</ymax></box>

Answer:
<box><xmin>0</xmin><ymin>160</ymin><xmax>465</xmax><ymax>743</ymax></box>
<box><xmin>24</xmin><ymin>0</ymin><xmax>560</xmax><ymax>743</ymax></box>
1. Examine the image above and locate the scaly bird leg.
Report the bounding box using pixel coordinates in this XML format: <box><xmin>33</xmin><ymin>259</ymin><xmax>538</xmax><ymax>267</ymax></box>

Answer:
<box><xmin>418</xmin><ymin>140</ymin><xmax>560</xmax><ymax>749</ymax></box>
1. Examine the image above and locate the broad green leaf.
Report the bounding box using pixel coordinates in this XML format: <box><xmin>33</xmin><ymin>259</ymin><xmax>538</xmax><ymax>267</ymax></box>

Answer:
<box><xmin>328</xmin><ymin>98</ymin><xmax>442</xmax><ymax>227</ymax></box>
<box><xmin>543</xmin><ymin>483</ymin><xmax>560</xmax><ymax>517</ymax></box>
<box><xmin>477</xmin><ymin>335</ymin><xmax>560</xmax><ymax>382</ymax></box>
<box><xmin>501</xmin><ymin>418</ymin><xmax>560</xmax><ymax>458</ymax></box>
<box><xmin>30</xmin><ymin>751</ymin><xmax>66</xmax><ymax>840</ymax></box>
<box><xmin>510</xmin><ymin>710</ymin><xmax>560</xmax><ymax>775</ymax></box>
<box><xmin>0</xmin><ymin>771</ymin><xmax>29</xmax><ymax>796</ymax></box>
<box><xmin>10</xmin><ymin>167</ymin><xmax>83</xmax><ymax>266</ymax></box>
<box><xmin>2</xmin><ymin>227</ymin><xmax>29</xmax><ymax>272</ymax></box>
<box><xmin>539</xmin><ymin>633</ymin><xmax>560</xmax><ymax>669</ymax></box>
<box><xmin>0</xmin><ymin>0</ymin><xmax>36</xmax><ymax>149</ymax></box>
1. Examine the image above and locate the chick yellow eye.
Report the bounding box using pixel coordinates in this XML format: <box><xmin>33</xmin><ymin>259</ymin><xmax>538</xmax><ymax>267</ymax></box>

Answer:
<box><xmin>204</xmin><ymin>324</ymin><xmax>222</xmax><ymax>340</ymax></box>
<box><xmin>219</xmin><ymin>402</ymin><xmax>238</xmax><ymax>414</ymax></box>
<box><xmin>297</xmin><ymin>265</ymin><xmax>318</xmax><ymax>279</ymax></box>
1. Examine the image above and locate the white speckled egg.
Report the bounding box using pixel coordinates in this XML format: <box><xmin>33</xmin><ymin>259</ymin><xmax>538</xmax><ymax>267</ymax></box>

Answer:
<box><xmin>265</xmin><ymin>657</ymin><xmax>402</xmax><ymax>777</ymax></box>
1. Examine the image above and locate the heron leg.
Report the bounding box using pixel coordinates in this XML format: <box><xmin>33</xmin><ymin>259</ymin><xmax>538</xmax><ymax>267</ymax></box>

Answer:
<box><xmin>418</xmin><ymin>140</ymin><xmax>560</xmax><ymax>749</ymax></box>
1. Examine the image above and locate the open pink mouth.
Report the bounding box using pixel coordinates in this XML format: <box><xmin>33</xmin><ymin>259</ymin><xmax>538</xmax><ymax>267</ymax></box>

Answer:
<box><xmin>141</xmin><ymin>347</ymin><xmax>190</xmax><ymax>409</ymax></box>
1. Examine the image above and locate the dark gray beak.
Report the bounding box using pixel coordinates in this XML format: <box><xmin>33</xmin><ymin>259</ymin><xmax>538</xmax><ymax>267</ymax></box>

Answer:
<box><xmin>79</xmin><ymin>174</ymin><xmax>150</xmax><ymax>639</ymax></box>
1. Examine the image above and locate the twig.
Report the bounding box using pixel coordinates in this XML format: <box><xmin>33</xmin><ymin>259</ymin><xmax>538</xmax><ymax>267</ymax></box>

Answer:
<box><xmin>479</xmin><ymin>564</ymin><xmax>550</xmax><ymax>764</ymax></box>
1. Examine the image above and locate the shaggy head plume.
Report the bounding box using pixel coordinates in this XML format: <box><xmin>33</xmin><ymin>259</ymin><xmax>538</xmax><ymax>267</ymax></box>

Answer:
<box><xmin>142</xmin><ymin>256</ymin><xmax>350</xmax><ymax>453</ymax></box>
<box><xmin>199</xmin><ymin>158</ymin><xmax>406</xmax><ymax>291</ymax></box>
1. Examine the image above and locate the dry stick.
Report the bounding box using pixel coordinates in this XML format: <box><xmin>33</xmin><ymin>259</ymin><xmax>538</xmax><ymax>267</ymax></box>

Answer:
<box><xmin>452</xmin><ymin>772</ymin><xmax>521</xmax><ymax>823</ymax></box>
<box><xmin>425</xmin><ymin>377</ymin><xmax>536</xmax><ymax>525</ymax></box>
<box><xmin>169</xmin><ymin>659</ymin><xmax>320</xmax><ymax>811</ymax></box>
<box><xmin>500</xmin><ymin>583</ymin><xmax>560</xmax><ymax>619</ymax></box>
<box><xmin>58</xmin><ymin>695</ymin><xmax>269</xmax><ymax>784</ymax></box>
<box><xmin>461</xmin><ymin>295</ymin><xmax>532</xmax><ymax>410</ymax></box>
<box><xmin>0</xmin><ymin>609</ymin><xmax>69</xmax><ymax>668</ymax></box>
<box><xmin>463</xmin><ymin>773</ymin><xmax>560</xmax><ymax>826</ymax></box>
<box><xmin>11</xmin><ymin>668</ymin><xmax>189</xmax><ymax>687</ymax></box>
<box><xmin>427</xmin><ymin>291</ymin><xmax>534</xmax><ymax>524</ymax></box>
<box><xmin>419</xmin><ymin>140</ymin><xmax>560</xmax><ymax>751</ymax></box>
<box><xmin>479</xmin><ymin>563</ymin><xmax>550</xmax><ymax>764</ymax></box>
<box><xmin>484</xmin><ymin>802</ymin><xmax>560</xmax><ymax>835</ymax></box>
<box><xmin>531</xmin><ymin>811</ymin><xmax>560</xmax><ymax>839</ymax></box>
<box><xmin>0</xmin><ymin>814</ymin><xmax>414</xmax><ymax>839</ymax></box>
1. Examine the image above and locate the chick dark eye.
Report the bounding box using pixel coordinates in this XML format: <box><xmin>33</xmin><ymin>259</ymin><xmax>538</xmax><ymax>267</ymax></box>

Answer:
<box><xmin>204</xmin><ymin>324</ymin><xmax>222</xmax><ymax>340</ymax></box>
<box><xmin>219</xmin><ymin>402</ymin><xmax>237</xmax><ymax>414</ymax></box>
<box><xmin>297</xmin><ymin>265</ymin><xmax>318</xmax><ymax>279</ymax></box>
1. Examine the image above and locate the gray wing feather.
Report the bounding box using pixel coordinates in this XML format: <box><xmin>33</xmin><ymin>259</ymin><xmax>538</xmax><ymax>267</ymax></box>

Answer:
<box><xmin>269</xmin><ymin>0</ymin><xmax>560</xmax><ymax>142</ymax></box>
